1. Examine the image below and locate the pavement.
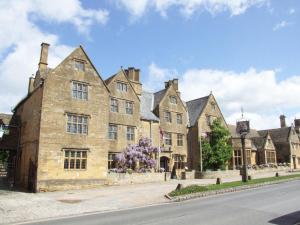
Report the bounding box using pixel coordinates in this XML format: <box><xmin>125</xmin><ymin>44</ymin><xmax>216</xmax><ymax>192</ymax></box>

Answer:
<box><xmin>0</xmin><ymin>170</ymin><xmax>298</xmax><ymax>225</ymax></box>
<box><xmin>23</xmin><ymin>179</ymin><xmax>300</xmax><ymax>225</ymax></box>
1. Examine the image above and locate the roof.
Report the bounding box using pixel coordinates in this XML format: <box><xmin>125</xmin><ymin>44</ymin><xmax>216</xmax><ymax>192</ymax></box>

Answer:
<box><xmin>258</xmin><ymin>127</ymin><xmax>291</xmax><ymax>143</ymax></box>
<box><xmin>153</xmin><ymin>89</ymin><xmax>166</xmax><ymax>109</ymax></box>
<box><xmin>186</xmin><ymin>96</ymin><xmax>209</xmax><ymax>126</ymax></box>
<box><xmin>251</xmin><ymin>136</ymin><xmax>265</xmax><ymax>149</ymax></box>
<box><xmin>0</xmin><ymin>113</ymin><xmax>12</xmax><ymax>125</ymax></box>
<box><xmin>228</xmin><ymin>124</ymin><xmax>260</xmax><ymax>138</ymax></box>
<box><xmin>105</xmin><ymin>74</ymin><xmax>116</xmax><ymax>85</ymax></box>
<box><xmin>140</xmin><ymin>91</ymin><xmax>159</xmax><ymax>122</ymax></box>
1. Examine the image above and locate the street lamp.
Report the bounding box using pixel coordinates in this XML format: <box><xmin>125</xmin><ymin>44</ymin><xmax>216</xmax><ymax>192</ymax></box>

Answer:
<box><xmin>236</xmin><ymin>117</ymin><xmax>250</xmax><ymax>182</ymax></box>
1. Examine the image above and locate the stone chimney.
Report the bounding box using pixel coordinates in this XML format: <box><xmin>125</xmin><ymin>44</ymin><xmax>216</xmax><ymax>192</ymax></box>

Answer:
<box><xmin>280</xmin><ymin>115</ymin><xmax>286</xmax><ymax>128</ymax></box>
<box><xmin>165</xmin><ymin>79</ymin><xmax>180</xmax><ymax>96</ymax></box>
<box><xmin>38</xmin><ymin>42</ymin><xmax>50</xmax><ymax>70</ymax></box>
<box><xmin>294</xmin><ymin>119</ymin><xmax>300</xmax><ymax>134</ymax></box>
<box><xmin>28</xmin><ymin>76</ymin><xmax>35</xmax><ymax>94</ymax></box>
<box><xmin>124</xmin><ymin>67</ymin><xmax>142</xmax><ymax>96</ymax></box>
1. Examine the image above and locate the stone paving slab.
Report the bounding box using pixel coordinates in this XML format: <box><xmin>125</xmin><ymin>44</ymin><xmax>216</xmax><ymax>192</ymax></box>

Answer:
<box><xmin>0</xmin><ymin>171</ymin><xmax>298</xmax><ymax>225</ymax></box>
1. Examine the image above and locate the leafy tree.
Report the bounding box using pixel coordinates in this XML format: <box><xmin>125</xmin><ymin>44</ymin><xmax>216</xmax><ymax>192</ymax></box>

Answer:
<box><xmin>202</xmin><ymin>119</ymin><xmax>233</xmax><ymax>170</ymax></box>
<box><xmin>115</xmin><ymin>137</ymin><xmax>160</xmax><ymax>171</ymax></box>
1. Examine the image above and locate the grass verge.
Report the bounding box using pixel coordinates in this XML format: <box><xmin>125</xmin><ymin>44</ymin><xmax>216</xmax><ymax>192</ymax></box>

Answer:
<box><xmin>169</xmin><ymin>173</ymin><xmax>300</xmax><ymax>197</ymax></box>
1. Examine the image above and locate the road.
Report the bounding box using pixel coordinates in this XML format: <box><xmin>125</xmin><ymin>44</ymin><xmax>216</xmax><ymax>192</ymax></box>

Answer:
<box><xmin>24</xmin><ymin>180</ymin><xmax>300</xmax><ymax>225</ymax></box>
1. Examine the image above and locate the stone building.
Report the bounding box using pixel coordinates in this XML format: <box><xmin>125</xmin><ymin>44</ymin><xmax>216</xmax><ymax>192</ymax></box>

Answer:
<box><xmin>105</xmin><ymin>68</ymin><xmax>141</xmax><ymax>170</ymax></box>
<box><xmin>186</xmin><ymin>93</ymin><xmax>227</xmax><ymax>170</ymax></box>
<box><xmin>6</xmin><ymin>43</ymin><xmax>111</xmax><ymax>191</ymax></box>
<box><xmin>152</xmin><ymin>80</ymin><xmax>188</xmax><ymax>177</ymax></box>
<box><xmin>259</xmin><ymin>115</ymin><xmax>300</xmax><ymax>169</ymax></box>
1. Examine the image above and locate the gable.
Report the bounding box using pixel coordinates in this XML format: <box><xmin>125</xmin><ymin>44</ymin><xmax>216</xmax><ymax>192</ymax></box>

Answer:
<box><xmin>49</xmin><ymin>46</ymin><xmax>110</xmax><ymax>93</ymax></box>
<box><xmin>158</xmin><ymin>85</ymin><xmax>187</xmax><ymax>112</ymax></box>
<box><xmin>105</xmin><ymin>70</ymin><xmax>140</xmax><ymax>102</ymax></box>
<box><xmin>264</xmin><ymin>133</ymin><xmax>275</xmax><ymax>149</ymax></box>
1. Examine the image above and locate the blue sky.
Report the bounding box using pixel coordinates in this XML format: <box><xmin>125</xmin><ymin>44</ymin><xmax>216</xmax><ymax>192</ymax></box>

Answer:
<box><xmin>0</xmin><ymin>0</ymin><xmax>300</xmax><ymax>129</ymax></box>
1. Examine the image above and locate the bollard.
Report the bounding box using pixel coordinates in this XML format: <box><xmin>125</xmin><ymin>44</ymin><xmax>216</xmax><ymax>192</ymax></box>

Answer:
<box><xmin>216</xmin><ymin>177</ymin><xmax>222</xmax><ymax>185</ymax></box>
<box><xmin>176</xmin><ymin>183</ymin><xmax>184</xmax><ymax>191</ymax></box>
<box><xmin>247</xmin><ymin>175</ymin><xmax>252</xmax><ymax>180</ymax></box>
<box><xmin>275</xmin><ymin>172</ymin><xmax>279</xmax><ymax>177</ymax></box>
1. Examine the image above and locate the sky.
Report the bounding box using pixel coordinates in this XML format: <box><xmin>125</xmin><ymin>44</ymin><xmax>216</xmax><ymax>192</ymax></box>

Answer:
<box><xmin>0</xmin><ymin>0</ymin><xmax>300</xmax><ymax>130</ymax></box>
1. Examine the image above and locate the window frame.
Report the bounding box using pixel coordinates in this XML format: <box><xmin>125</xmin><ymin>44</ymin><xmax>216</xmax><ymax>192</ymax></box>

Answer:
<box><xmin>177</xmin><ymin>133</ymin><xmax>184</xmax><ymax>146</ymax></box>
<box><xmin>165</xmin><ymin>111</ymin><xmax>172</xmax><ymax>123</ymax></box>
<box><xmin>176</xmin><ymin>113</ymin><xmax>183</xmax><ymax>124</ymax></box>
<box><xmin>64</xmin><ymin>149</ymin><xmax>87</xmax><ymax>170</ymax></box>
<box><xmin>116</xmin><ymin>82</ymin><xmax>128</xmax><ymax>92</ymax></box>
<box><xmin>74</xmin><ymin>60</ymin><xmax>85</xmax><ymax>72</ymax></box>
<box><xmin>127</xmin><ymin>126</ymin><xmax>135</xmax><ymax>141</ymax></box>
<box><xmin>164</xmin><ymin>132</ymin><xmax>172</xmax><ymax>145</ymax></box>
<box><xmin>108</xmin><ymin>152</ymin><xmax>118</xmax><ymax>169</ymax></box>
<box><xmin>125</xmin><ymin>101</ymin><xmax>133</xmax><ymax>115</ymax></box>
<box><xmin>108</xmin><ymin>124</ymin><xmax>118</xmax><ymax>140</ymax></box>
<box><xmin>169</xmin><ymin>96</ymin><xmax>177</xmax><ymax>104</ymax></box>
<box><xmin>110</xmin><ymin>98</ymin><xmax>119</xmax><ymax>113</ymax></box>
<box><xmin>72</xmin><ymin>81</ymin><xmax>88</xmax><ymax>100</ymax></box>
<box><xmin>67</xmin><ymin>114</ymin><xmax>88</xmax><ymax>135</ymax></box>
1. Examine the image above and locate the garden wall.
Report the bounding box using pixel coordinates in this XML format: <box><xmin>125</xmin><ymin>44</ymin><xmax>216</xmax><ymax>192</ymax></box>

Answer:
<box><xmin>106</xmin><ymin>172</ymin><xmax>171</xmax><ymax>185</ymax></box>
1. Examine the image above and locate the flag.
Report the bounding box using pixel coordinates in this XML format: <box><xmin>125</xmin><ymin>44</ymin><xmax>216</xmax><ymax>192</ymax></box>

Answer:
<box><xmin>159</xmin><ymin>126</ymin><xmax>164</xmax><ymax>141</ymax></box>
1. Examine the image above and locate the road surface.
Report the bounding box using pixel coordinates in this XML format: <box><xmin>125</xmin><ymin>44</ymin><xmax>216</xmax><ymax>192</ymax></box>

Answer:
<box><xmin>23</xmin><ymin>180</ymin><xmax>300</xmax><ymax>225</ymax></box>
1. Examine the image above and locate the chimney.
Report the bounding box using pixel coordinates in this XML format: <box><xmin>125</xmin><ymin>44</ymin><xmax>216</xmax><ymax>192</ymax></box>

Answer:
<box><xmin>28</xmin><ymin>77</ymin><xmax>35</xmax><ymax>94</ymax></box>
<box><xmin>124</xmin><ymin>67</ymin><xmax>142</xmax><ymax>96</ymax></box>
<box><xmin>164</xmin><ymin>79</ymin><xmax>180</xmax><ymax>96</ymax></box>
<box><xmin>280</xmin><ymin>115</ymin><xmax>286</xmax><ymax>128</ymax></box>
<box><xmin>38</xmin><ymin>42</ymin><xmax>50</xmax><ymax>70</ymax></box>
<box><xmin>294</xmin><ymin>119</ymin><xmax>300</xmax><ymax>133</ymax></box>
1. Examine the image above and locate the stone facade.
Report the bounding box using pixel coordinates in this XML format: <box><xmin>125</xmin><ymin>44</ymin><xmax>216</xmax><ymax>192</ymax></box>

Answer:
<box><xmin>186</xmin><ymin>93</ymin><xmax>227</xmax><ymax>170</ymax></box>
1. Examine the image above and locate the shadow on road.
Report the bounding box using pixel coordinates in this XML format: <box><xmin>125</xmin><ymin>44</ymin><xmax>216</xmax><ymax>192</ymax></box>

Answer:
<box><xmin>269</xmin><ymin>211</ymin><xmax>300</xmax><ymax>225</ymax></box>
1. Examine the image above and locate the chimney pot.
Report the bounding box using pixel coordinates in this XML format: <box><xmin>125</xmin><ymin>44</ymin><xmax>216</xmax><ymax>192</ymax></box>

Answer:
<box><xmin>280</xmin><ymin>115</ymin><xmax>286</xmax><ymax>128</ymax></box>
<box><xmin>39</xmin><ymin>42</ymin><xmax>50</xmax><ymax>70</ymax></box>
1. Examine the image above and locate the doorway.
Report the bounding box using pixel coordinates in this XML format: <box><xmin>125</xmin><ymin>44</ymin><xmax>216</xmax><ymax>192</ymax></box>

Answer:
<box><xmin>160</xmin><ymin>156</ymin><xmax>169</xmax><ymax>172</ymax></box>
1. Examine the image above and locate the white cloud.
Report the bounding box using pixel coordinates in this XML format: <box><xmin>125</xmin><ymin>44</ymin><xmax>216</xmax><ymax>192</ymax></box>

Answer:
<box><xmin>144</xmin><ymin>62</ymin><xmax>178</xmax><ymax>91</ymax></box>
<box><xmin>147</xmin><ymin>64</ymin><xmax>300</xmax><ymax>130</ymax></box>
<box><xmin>113</xmin><ymin>0</ymin><xmax>269</xmax><ymax>19</ymax></box>
<box><xmin>0</xmin><ymin>0</ymin><xmax>109</xmax><ymax>113</ymax></box>
<box><xmin>273</xmin><ymin>20</ymin><xmax>293</xmax><ymax>31</ymax></box>
<box><xmin>289</xmin><ymin>8</ymin><xmax>295</xmax><ymax>15</ymax></box>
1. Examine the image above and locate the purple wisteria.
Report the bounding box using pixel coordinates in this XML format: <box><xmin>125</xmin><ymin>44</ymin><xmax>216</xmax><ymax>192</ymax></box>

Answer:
<box><xmin>115</xmin><ymin>137</ymin><xmax>160</xmax><ymax>171</ymax></box>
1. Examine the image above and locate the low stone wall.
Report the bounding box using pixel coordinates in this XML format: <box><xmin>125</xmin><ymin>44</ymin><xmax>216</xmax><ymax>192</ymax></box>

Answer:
<box><xmin>106</xmin><ymin>172</ymin><xmax>171</xmax><ymax>185</ymax></box>
<box><xmin>181</xmin><ymin>170</ymin><xmax>196</xmax><ymax>180</ymax></box>
<box><xmin>197</xmin><ymin>167</ymin><xmax>291</xmax><ymax>179</ymax></box>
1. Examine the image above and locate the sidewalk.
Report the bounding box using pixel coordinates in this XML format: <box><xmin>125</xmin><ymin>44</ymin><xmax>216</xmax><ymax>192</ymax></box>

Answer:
<box><xmin>0</xmin><ymin>171</ymin><xmax>297</xmax><ymax>225</ymax></box>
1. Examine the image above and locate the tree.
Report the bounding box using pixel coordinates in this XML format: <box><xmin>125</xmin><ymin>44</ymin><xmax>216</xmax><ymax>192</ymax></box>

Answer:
<box><xmin>115</xmin><ymin>137</ymin><xmax>160</xmax><ymax>171</ymax></box>
<box><xmin>202</xmin><ymin>119</ymin><xmax>233</xmax><ymax>170</ymax></box>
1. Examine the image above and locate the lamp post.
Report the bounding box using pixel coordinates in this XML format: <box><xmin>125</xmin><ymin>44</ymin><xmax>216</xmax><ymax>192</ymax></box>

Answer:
<box><xmin>236</xmin><ymin>119</ymin><xmax>250</xmax><ymax>182</ymax></box>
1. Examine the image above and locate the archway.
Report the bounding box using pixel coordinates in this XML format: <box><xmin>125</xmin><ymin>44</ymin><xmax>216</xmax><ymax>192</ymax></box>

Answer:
<box><xmin>160</xmin><ymin>156</ymin><xmax>170</xmax><ymax>172</ymax></box>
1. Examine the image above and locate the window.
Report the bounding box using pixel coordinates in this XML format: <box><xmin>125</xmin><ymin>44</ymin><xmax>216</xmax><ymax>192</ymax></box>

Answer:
<box><xmin>72</xmin><ymin>81</ymin><xmax>88</xmax><ymax>100</ymax></box>
<box><xmin>177</xmin><ymin>134</ymin><xmax>183</xmax><ymax>146</ymax></box>
<box><xmin>108</xmin><ymin>153</ymin><xmax>117</xmax><ymax>169</ymax></box>
<box><xmin>67</xmin><ymin>114</ymin><xmax>88</xmax><ymax>134</ymax></box>
<box><xmin>170</xmin><ymin>96</ymin><xmax>177</xmax><ymax>104</ymax></box>
<box><xmin>75</xmin><ymin>61</ymin><xmax>85</xmax><ymax>71</ymax></box>
<box><xmin>173</xmin><ymin>154</ymin><xmax>185</xmax><ymax>169</ymax></box>
<box><xmin>164</xmin><ymin>132</ymin><xmax>172</xmax><ymax>145</ymax></box>
<box><xmin>110</xmin><ymin>98</ymin><xmax>118</xmax><ymax>112</ymax></box>
<box><xmin>64</xmin><ymin>150</ymin><xmax>87</xmax><ymax>170</ymax></box>
<box><xmin>266</xmin><ymin>151</ymin><xmax>276</xmax><ymax>164</ymax></box>
<box><xmin>211</xmin><ymin>102</ymin><xmax>216</xmax><ymax>111</ymax></box>
<box><xmin>127</xmin><ymin>126</ymin><xmax>135</xmax><ymax>141</ymax></box>
<box><xmin>117</xmin><ymin>82</ymin><xmax>128</xmax><ymax>92</ymax></box>
<box><xmin>234</xmin><ymin>150</ymin><xmax>242</xmax><ymax>168</ymax></box>
<box><xmin>176</xmin><ymin>114</ymin><xmax>183</xmax><ymax>124</ymax></box>
<box><xmin>165</xmin><ymin>111</ymin><xmax>172</xmax><ymax>123</ymax></box>
<box><xmin>126</xmin><ymin>101</ymin><xmax>133</xmax><ymax>115</ymax></box>
<box><xmin>109</xmin><ymin>124</ymin><xmax>118</xmax><ymax>140</ymax></box>
<box><xmin>246</xmin><ymin>150</ymin><xmax>251</xmax><ymax>165</ymax></box>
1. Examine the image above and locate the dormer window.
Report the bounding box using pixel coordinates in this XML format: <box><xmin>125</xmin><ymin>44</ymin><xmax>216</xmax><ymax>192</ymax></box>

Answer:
<box><xmin>170</xmin><ymin>96</ymin><xmax>177</xmax><ymax>104</ymax></box>
<box><xmin>74</xmin><ymin>60</ymin><xmax>85</xmax><ymax>71</ymax></box>
<box><xmin>117</xmin><ymin>82</ymin><xmax>128</xmax><ymax>92</ymax></box>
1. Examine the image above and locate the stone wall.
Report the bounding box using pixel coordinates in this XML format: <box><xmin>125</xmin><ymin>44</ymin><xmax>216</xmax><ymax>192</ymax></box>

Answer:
<box><xmin>106</xmin><ymin>172</ymin><xmax>171</xmax><ymax>185</ymax></box>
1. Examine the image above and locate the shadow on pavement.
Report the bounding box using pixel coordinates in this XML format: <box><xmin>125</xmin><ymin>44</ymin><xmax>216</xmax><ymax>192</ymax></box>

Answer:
<box><xmin>269</xmin><ymin>211</ymin><xmax>300</xmax><ymax>225</ymax></box>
